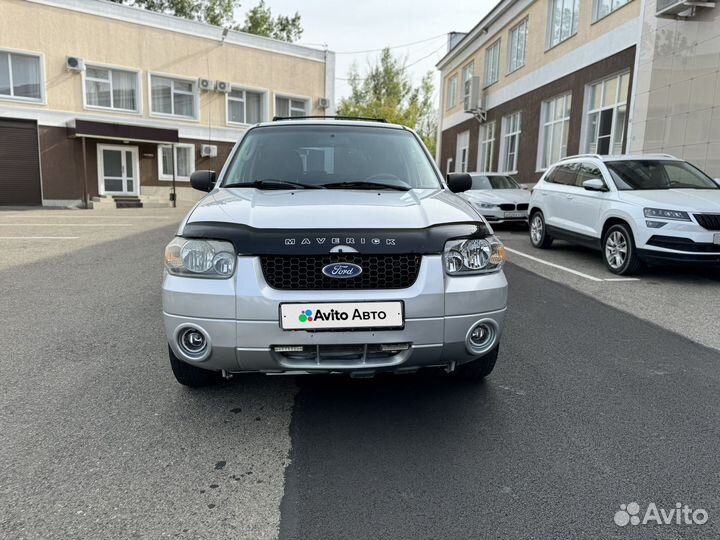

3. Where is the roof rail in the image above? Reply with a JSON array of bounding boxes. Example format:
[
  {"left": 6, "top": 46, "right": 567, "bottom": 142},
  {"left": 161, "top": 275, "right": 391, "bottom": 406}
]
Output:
[
  {"left": 560, "top": 154, "right": 603, "bottom": 160},
  {"left": 271, "top": 115, "right": 387, "bottom": 123}
]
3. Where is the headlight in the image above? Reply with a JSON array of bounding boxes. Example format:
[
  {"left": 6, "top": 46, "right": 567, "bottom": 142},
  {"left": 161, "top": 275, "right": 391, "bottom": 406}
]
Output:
[
  {"left": 443, "top": 236, "right": 506, "bottom": 275},
  {"left": 474, "top": 202, "right": 498, "bottom": 209},
  {"left": 164, "top": 237, "right": 236, "bottom": 278},
  {"left": 643, "top": 208, "right": 690, "bottom": 221}
]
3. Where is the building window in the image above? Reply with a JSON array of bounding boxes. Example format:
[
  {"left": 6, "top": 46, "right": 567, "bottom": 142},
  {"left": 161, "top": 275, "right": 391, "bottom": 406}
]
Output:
[
  {"left": 455, "top": 130, "right": 470, "bottom": 173},
  {"left": 0, "top": 50, "right": 42, "bottom": 101},
  {"left": 446, "top": 75, "right": 458, "bottom": 109},
  {"left": 539, "top": 93, "right": 572, "bottom": 170},
  {"left": 585, "top": 72, "right": 630, "bottom": 155},
  {"left": 593, "top": 0, "right": 631, "bottom": 21},
  {"left": 484, "top": 40, "right": 501, "bottom": 87},
  {"left": 228, "top": 88, "right": 264, "bottom": 124},
  {"left": 500, "top": 111, "right": 522, "bottom": 173},
  {"left": 158, "top": 144, "right": 195, "bottom": 180},
  {"left": 478, "top": 121, "right": 496, "bottom": 172},
  {"left": 275, "top": 96, "right": 308, "bottom": 117},
  {"left": 151, "top": 75, "right": 197, "bottom": 118},
  {"left": 462, "top": 62, "right": 474, "bottom": 110},
  {"left": 507, "top": 18, "right": 528, "bottom": 74},
  {"left": 548, "top": 0, "right": 580, "bottom": 49},
  {"left": 85, "top": 66, "right": 138, "bottom": 112}
]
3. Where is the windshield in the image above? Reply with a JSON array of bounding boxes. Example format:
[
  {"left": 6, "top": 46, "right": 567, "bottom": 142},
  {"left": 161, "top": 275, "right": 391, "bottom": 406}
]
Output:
[
  {"left": 469, "top": 175, "right": 521, "bottom": 190},
  {"left": 606, "top": 160, "right": 718, "bottom": 190},
  {"left": 222, "top": 125, "right": 442, "bottom": 189}
]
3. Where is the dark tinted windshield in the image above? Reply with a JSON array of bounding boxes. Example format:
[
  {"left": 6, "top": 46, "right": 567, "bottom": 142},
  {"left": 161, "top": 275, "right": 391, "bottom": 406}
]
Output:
[
  {"left": 470, "top": 175, "right": 521, "bottom": 190},
  {"left": 606, "top": 160, "right": 718, "bottom": 190},
  {"left": 222, "top": 125, "right": 442, "bottom": 189}
]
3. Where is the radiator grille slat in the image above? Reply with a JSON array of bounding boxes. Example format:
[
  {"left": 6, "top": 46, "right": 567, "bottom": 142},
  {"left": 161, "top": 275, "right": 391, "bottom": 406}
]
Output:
[{"left": 260, "top": 254, "right": 421, "bottom": 290}]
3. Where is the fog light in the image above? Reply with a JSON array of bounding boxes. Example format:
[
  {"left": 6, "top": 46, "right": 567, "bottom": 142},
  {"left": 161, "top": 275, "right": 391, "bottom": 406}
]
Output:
[
  {"left": 176, "top": 325, "right": 210, "bottom": 360},
  {"left": 465, "top": 319, "right": 498, "bottom": 355},
  {"left": 470, "top": 324, "right": 489, "bottom": 346}
]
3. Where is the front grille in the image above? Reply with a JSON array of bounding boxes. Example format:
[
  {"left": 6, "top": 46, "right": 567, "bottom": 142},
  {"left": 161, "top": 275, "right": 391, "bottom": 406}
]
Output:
[
  {"left": 695, "top": 214, "right": 720, "bottom": 231},
  {"left": 260, "top": 254, "right": 422, "bottom": 290},
  {"left": 516, "top": 203, "right": 529, "bottom": 211},
  {"left": 499, "top": 203, "right": 516, "bottom": 211}
]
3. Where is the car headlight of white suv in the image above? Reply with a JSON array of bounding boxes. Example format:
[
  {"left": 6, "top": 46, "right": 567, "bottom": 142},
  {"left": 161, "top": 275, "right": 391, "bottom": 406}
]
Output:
[
  {"left": 164, "top": 237, "right": 236, "bottom": 278},
  {"left": 443, "top": 236, "right": 506, "bottom": 275},
  {"left": 643, "top": 208, "right": 691, "bottom": 221}
]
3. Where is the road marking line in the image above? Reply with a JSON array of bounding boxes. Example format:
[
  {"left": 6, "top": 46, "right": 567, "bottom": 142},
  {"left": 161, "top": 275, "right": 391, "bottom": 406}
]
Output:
[
  {"left": 0, "top": 236, "right": 79, "bottom": 240},
  {"left": 604, "top": 277, "right": 641, "bottom": 282},
  {"left": 0, "top": 223, "right": 133, "bottom": 227},
  {"left": 505, "top": 247, "right": 604, "bottom": 281}
]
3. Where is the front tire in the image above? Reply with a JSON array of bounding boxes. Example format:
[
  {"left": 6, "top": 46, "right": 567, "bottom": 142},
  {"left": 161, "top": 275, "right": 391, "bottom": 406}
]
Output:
[
  {"left": 602, "top": 223, "right": 642, "bottom": 275},
  {"left": 454, "top": 345, "right": 499, "bottom": 382},
  {"left": 169, "top": 346, "right": 220, "bottom": 387},
  {"left": 529, "top": 211, "right": 553, "bottom": 248}
]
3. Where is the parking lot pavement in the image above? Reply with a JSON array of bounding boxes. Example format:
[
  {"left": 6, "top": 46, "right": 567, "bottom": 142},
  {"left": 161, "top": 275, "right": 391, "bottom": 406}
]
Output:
[
  {"left": 493, "top": 226, "right": 720, "bottom": 352},
  {"left": 0, "top": 207, "right": 192, "bottom": 272}
]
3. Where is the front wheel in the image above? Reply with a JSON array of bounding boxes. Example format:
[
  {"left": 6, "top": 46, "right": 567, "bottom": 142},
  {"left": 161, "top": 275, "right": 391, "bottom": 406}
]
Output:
[
  {"left": 169, "top": 346, "right": 220, "bottom": 387},
  {"left": 602, "top": 224, "right": 643, "bottom": 275},
  {"left": 454, "top": 345, "right": 499, "bottom": 382},
  {"left": 529, "top": 211, "right": 553, "bottom": 248}
]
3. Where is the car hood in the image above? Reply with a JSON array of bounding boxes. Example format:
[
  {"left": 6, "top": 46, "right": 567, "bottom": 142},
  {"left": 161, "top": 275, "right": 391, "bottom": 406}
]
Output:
[
  {"left": 461, "top": 189, "right": 531, "bottom": 205},
  {"left": 184, "top": 187, "right": 482, "bottom": 230},
  {"left": 617, "top": 189, "right": 720, "bottom": 212}
]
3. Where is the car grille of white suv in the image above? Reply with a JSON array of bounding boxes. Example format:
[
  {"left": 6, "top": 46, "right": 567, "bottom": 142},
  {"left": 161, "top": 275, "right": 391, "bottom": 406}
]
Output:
[{"left": 694, "top": 214, "right": 720, "bottom": 231}]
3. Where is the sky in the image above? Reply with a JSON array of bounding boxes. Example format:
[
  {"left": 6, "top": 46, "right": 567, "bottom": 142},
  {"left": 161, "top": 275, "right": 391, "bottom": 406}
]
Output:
[{"left": 235, "top": 0, "right": 497, "bottom": 104}]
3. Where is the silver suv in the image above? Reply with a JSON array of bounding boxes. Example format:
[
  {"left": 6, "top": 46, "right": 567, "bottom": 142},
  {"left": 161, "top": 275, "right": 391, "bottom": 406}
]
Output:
[{"left": 162, "top": 119, "right": 508, "bottom": 387}]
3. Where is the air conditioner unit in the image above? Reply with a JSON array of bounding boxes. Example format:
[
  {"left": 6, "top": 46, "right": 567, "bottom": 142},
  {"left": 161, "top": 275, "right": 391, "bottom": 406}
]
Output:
[
  {"left": 201, "top": 144, "right": 218, "bottom": 158},
  {"left": 215, "top": 80, "right": 231, "bottom": 93},
  {"left": 65, "top": 56, "right": 85, "bottom": 72},
  {"left": 199, "top": 79, "right": 214, "bottom": 91},
  {"left": 656, "top": 0, "right": 716, "bottom": 17},
  {"left": 318, "top": 97, "right": 331, "bottom": 109},
  {"left": 464, "top": 76, "right": 487, "bottom": 123}
]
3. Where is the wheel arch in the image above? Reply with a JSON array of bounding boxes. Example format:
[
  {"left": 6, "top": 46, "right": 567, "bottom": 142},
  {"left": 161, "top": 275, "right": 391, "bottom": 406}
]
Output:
[{"left": 601, "top": 215, "right": 636, "bottom": 241}]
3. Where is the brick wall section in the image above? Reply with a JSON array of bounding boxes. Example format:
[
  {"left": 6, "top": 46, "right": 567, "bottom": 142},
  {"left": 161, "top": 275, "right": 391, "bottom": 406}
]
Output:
[{"left": 441, "top": 46, "right": 636, "bottom": 184}]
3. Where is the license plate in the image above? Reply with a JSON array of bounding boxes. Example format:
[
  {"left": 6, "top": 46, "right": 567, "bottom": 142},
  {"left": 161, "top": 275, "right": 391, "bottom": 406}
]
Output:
[
  {"left": 714, "top": 233, "right": 720, "bottom": 245},
  {"left": 280, "top": 301, "right": 404, "bottom": 330},
  {"left": 505, "top": 211, "right": 526, "bottom": 218}
]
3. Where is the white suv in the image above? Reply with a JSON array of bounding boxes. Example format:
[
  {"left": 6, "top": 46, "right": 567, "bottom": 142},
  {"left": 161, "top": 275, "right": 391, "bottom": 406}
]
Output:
[{"left": 528, "top": 154, "right": 720, "bottom": 275}]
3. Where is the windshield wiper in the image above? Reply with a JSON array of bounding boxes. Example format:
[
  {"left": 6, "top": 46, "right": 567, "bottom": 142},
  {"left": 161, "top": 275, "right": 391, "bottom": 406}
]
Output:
[
  {"left": 322, "top": 180, "right": 411, "bottom": 191},
  {"left": 223, "top": 179, "right": 325, "bottom": 190}
]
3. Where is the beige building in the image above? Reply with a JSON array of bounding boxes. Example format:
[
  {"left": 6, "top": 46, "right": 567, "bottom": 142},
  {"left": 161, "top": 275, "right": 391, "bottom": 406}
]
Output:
[{"left": 0, "top": 0, "right": 335, "bottom": 206}]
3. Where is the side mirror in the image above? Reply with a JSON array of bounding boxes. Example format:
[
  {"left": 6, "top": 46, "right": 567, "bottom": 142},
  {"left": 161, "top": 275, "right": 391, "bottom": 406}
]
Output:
[
  {"left": 446, "top": 173, "right": 472, "bottom": 193},
  {"left": 583, "top": 178, "right": 607, "bottom": 192},
  {"left": 190, "top": 170, "right": 217, "bottom": 192}
]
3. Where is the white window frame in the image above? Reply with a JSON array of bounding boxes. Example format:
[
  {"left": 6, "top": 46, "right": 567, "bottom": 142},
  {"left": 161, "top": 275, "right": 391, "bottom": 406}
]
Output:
[
  {"left": 477, "top": 121, "right": 496, "bottom": 172},
  {"left": 499, "top": 111, "right": 522, "bottom": 174},
  {"left": 82, "top": 62, "right": 141, "bottom": 114},
  {"left": 149, "top": 73, "right": 199, "bottom": 120},
  {"left": 507, "top": 18, "right": 528, "bottom": 75},
  {"left": 462, "top": 62, "right": 474, "bottom": 111},
  {"left": 484, "top": 39, "right": 501, "bottom": 88},
  {"left": 0, "top": 48, "right": 45, "bottom": 104},
  {"left": 592, "top": 0, "right": 631, "bottom": 22},
  {"left": 226, "top": 85, "right": 268, "bottom": 126},
  {"left": 547, "top": 0, "right": 580, "bottom": 50},
  {"left": 446, "top": 157, "right": 454, "bottom": 174},
  {"left": 456, "top": 130, "right": 470, "bottom": 173},
  {"left": 274, "top": 93, "right": 310, "bottom": 118},
  {"left": 538, "top": 93, "right": 572, "bottom": 171},
  {"left": 581, "top": 71, "right": 630, "bottom": 155},
  {"left": 157, "top": 144, "right": 195, "bottom": 181},
  {"left": 446, "top": 75, "right": 458, "bottom": 109}
]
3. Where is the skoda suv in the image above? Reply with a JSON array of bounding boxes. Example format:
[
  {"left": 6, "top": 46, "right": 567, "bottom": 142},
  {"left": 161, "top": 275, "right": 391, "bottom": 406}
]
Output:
[
  {"left": 162, "top": 119, "right": 508, "bottom": 386},
  {"left": 528, "top": 154, "right": 720, "bottom": 274}
]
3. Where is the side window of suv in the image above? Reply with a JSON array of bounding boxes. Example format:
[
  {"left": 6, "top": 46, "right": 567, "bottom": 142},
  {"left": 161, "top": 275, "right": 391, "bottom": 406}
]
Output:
[
  {"left": 553, "top": 163, "right": 579, "bottom": 186},
  {"left": 575, "top": 162, "right": 603, "bottom": 187}
]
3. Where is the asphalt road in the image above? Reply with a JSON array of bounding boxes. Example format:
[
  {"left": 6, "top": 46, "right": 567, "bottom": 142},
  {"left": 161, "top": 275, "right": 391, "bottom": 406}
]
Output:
[{"left": 2, "top": 218, "right": 720, "bottom": 539}]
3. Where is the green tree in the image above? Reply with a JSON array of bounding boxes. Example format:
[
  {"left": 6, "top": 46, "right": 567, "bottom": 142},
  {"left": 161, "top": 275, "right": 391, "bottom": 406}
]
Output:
[
  {"left": 337, "top": 49, "right": 437, "bottom": 156},
  {"left": 239, "top": 0, "right": 303, "bottom": 42}
]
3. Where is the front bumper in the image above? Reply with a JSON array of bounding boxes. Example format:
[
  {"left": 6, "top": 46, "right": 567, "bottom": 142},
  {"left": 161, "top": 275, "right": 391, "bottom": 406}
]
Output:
[
  {"left": 162, "top": 255, "right": 508, "bottom": 374},
  {"left": 480, "top": 208, "right": 528, "bottom": 224},
  {"left": 637, "top": 226, "right": 720, "bottom": 265}
]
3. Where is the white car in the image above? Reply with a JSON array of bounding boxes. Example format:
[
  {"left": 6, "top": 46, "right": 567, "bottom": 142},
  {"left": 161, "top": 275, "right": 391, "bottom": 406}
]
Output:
[
  {"left": 528, "top": 154, "right": 720, "bottom": 275},
  {"left": 460, "top": 173, "right": 531, "bottom": 225}
]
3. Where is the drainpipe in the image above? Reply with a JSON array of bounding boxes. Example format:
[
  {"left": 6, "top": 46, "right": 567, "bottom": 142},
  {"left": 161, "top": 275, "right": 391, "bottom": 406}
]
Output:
[
  {"left": 171, "top": 143, "right": 177, "bottom": 208},
  {"left": 81, "top": 137, "right": 89, "bottom": 209}
]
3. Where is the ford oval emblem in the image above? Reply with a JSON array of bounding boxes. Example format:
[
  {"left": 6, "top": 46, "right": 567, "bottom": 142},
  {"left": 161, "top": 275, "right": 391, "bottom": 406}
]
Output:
[{"left": 322, "top": 262, "right": 363, "bottom": 279}]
